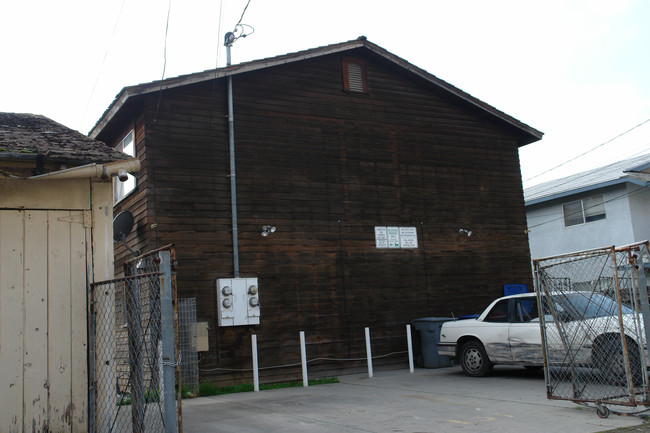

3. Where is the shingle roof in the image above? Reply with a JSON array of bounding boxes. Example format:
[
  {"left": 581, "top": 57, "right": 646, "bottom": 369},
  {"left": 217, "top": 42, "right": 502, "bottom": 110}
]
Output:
[
  {"left": 90, "top": 37, "right": 543, "bottom": 146},
  {"left": 524, "top": 153, "right": 650, "bottom": 205},
  {"left": 0, "top": 112, "right": 129, "bottom": 167}
]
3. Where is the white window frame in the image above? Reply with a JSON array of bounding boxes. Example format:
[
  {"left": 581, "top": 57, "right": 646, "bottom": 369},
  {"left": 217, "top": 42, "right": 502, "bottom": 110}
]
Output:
[
  {"left": 113, "top": 130, "right": 136, "bottom": 203},
  {"left": 563, "top": 195, "right": 606, "bottom": 227}
]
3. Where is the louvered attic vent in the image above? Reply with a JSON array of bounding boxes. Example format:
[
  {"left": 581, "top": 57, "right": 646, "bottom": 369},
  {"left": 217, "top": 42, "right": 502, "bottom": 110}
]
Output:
[{"left": 343, "top": 58, "right": 367, "bottom": 93}]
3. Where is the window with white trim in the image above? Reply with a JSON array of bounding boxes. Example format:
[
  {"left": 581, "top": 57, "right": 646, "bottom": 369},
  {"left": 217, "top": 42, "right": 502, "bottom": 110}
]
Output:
[
  {"left": 563, "top": 195, "right": 606, "bottom": 227},
  {"left": 113, "top": 130, "right": 136, "bottom": 203}
]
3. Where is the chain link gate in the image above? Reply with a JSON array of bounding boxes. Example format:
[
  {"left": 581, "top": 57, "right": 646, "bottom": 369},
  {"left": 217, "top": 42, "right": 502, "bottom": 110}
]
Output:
[
  {"left": 178, "top": 298, "right": 199, "bottom": 397},
  {"left": 90, "top": 245, "right": 182, "bottom": 432},
  {"left": 533, "top": 242, "right": 650, "bottom": 416}
]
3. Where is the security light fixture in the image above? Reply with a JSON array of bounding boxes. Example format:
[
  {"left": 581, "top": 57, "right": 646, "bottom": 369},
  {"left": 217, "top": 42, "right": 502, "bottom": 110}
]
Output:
[{"left": 261, "top": 225, "right": 276, "bottom": 237}]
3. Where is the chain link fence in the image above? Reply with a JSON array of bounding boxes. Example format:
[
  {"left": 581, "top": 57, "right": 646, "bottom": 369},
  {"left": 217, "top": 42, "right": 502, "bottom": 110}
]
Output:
[
  {"left": 90, "top": 246, "right": 181, "bottom": 433},
  {"left": 178, "top": 298, "right": 199, "bottom": 397},
  {"left": 533, "top": 242, "right": 650, "bottom": 412}
]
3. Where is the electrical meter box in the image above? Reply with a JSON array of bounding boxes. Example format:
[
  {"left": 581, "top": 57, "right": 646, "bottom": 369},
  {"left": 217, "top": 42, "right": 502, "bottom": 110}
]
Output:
[{"left": 216, "top": 278, "right": 260, "bottom": 326}]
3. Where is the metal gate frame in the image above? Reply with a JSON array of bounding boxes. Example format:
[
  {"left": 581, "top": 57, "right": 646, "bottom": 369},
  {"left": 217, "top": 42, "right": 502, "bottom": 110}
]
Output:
[
  {"left": 534, "top": 241, "right": 650, "bottom": 415},
  {"left": 89, "top": 245, "right": 181, "bottom": 432}
]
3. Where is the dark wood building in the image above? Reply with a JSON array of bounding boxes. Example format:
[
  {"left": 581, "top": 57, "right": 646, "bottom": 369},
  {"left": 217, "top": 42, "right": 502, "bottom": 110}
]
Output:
[{"left": 90, "top": 37, "right": 543, "bottom": 385}]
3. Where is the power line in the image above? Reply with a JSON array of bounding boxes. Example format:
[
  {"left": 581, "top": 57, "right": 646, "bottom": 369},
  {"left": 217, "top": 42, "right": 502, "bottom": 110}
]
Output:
[
  {"left": 228, "top": 0, "right": 255, "bottom": 44},
  {"left": 160, "top": 0, "right": 172, "bottom": 83},
  {"left": 524, "top": 117, "right": 650, "bottom": 183},
  {"left": 151, "top": 0, "right": 173, "bottom": 249},
  {"left": 215, "top": 0, "right": 224, "bottom": 69},
  {"left": 524, "top": 147, "right": 650, "bottom": 201},
  {"left": 234, "top": 0, "right": 251, "bottom": 29},
  {"left": 81, "top": 0, "right": 127, "bottom": 131}
]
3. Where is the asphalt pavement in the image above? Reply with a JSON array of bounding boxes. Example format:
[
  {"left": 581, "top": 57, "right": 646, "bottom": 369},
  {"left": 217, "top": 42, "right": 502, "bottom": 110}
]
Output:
[{"left": 182, "top": 365, "right": 650, "bottom": 433}]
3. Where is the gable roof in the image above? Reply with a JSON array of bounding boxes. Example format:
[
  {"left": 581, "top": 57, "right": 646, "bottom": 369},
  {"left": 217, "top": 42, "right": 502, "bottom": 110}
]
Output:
[
  {"left": 524, "top": 153, "right": 650, "bottom": 206},
  {"left": 1, "top": 112, "right": 130, "bottom": 172},
  {"left": 90, "top": 37, "right": 543, "bottom": 145}
]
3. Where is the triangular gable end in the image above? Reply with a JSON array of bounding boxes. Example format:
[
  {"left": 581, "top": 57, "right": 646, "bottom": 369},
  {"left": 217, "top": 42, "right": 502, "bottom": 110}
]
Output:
[{"left": 90, "top": 37, "right": 543, "bottom": 146}]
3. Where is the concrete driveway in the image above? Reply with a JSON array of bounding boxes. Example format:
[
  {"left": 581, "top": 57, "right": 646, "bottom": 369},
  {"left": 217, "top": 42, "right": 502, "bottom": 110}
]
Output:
[{"left": 182, "top": 365, "right": 648, "bottom": 433}]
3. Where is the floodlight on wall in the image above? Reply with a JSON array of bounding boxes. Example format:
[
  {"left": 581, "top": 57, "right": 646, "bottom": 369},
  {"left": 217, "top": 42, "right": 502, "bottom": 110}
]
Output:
[
  {"left": 117, "top": 168, "right": 129, "bottom": 182},
  {"left": 261, "top": 225, "right": 276, "bottom": 237},
  {"left": 459, "top": 228, "right": 472, "bottom": 237}
]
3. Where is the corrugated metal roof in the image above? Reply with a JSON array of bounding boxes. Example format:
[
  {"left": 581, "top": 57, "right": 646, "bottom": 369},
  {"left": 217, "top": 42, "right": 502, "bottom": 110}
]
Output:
[
  {"left": 0, "top": 112, "right": 130, "bottom": 168},
  {"left": 90, "top": 36, "right": 543, "bottom": 145},
  {"left": 524, "top": 153, "right": 650, "bottom": 205}
]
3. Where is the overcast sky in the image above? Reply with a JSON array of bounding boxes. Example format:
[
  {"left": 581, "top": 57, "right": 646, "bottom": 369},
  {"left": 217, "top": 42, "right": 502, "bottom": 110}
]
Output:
[{"left": 2, "top": 0, "right": 649, "bottom": 187}]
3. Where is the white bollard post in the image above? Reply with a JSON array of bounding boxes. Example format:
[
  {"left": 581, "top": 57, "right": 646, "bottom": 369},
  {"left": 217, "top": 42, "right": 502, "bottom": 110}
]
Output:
[
  {"left": 252, "top": 334, "right": 259, "bottom": 392},
  {"left": 365, "top": 327, "right": 373, "bottom": 378},
  {"left": 406, "top": 324, "right": 414, "bottom": 373},
  {"left": 300, "top": 331, "right": 308, "bottom": 387}
]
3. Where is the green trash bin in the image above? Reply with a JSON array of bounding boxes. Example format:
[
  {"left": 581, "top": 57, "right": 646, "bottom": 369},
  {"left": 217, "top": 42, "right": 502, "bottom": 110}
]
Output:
[{"left": 411, "top": 317, "right": 455, "bottom": 368}]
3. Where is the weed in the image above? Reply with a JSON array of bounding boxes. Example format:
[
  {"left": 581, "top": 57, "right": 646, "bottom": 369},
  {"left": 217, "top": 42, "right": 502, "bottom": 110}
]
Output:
[{"left": 193, "top": 377, "right": 339, "bottom": 398}]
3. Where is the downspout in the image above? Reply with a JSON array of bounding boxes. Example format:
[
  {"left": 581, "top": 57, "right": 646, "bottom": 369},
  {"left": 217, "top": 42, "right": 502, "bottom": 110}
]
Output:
[{"left": 225, "top": 32, "right": 240, "bottom": 277}]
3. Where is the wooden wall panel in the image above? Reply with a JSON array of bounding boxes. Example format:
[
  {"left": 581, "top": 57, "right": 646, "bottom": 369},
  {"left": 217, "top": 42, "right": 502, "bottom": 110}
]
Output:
[
  {"left": 0, "top": 209, "right": 90, "bottom": 432},
  {"left": 70, "top": 214, "right": 89, "bottom": 433},
  {"left": 23, "top": 211, "right": 49, "bottom": 431},
  {"left": 106, "top": 50, "right": 533, "bottom": 385},
  {"left": 0, "top": 210, "right": 25, "bottom": 432},
  {"left": 47, "top": 212, "right": 73, "bottom": 432}
]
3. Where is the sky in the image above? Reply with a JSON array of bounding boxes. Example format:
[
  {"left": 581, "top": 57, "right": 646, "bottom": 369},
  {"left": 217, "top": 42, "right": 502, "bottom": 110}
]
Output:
[{"left": 1, "top": 0, "right": 649, "bottom": 187}]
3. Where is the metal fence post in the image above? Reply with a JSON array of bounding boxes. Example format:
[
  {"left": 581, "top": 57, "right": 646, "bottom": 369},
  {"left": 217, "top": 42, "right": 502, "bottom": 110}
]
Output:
[
  {"left": 635, "top": 248, "right": 650, "bottom": 369},
  {"left": 159, "top": 251, "right": 178, "bottom": 433},
  {"left": 88, "top": 286, "right": 97, "bottom": 433}
]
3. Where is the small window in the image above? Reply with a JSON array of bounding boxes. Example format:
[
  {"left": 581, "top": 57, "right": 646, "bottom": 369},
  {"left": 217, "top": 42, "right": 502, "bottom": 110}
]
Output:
[
  {"left": 563, "top": 195, "right": 606, "bottom": 227},
  {"left": 563, "top": 201, "right": 584, "bottom": 226},
  {"left": 113, "top": 130, "right": 136, "bottom": 203},
  {"left": 342, "top": 57, "right": 368, "bottom": 92},
  {"left": 583, "top": 196, "right": 606, "bottom": 222}
]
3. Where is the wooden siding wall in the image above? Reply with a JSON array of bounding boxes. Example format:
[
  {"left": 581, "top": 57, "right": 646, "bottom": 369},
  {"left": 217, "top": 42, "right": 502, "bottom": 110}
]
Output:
[{"left": 112, "top": 49, "right": 533, "bottom": 385}]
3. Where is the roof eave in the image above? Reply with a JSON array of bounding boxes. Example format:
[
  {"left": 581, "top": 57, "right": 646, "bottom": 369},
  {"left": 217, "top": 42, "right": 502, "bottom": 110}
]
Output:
[
  {"left": 525, "top": 176, "right": 647, "bottom": 206},
  {"left": 89, "top": 39, "right": 369, "bottom": 138},
  {"left": 624, "top": 171, "right": 650, "bottom": 183},
  {"left": 0, "top": 152, "right": 125, "bottom": 165},
  {"left": 360, "top": 42, "right": 543, "bottom": 145}
]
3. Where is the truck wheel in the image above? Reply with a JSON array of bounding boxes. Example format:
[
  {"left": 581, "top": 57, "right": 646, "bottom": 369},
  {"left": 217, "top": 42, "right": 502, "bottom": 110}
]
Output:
[{"left": 460, "top": 340, "right": 493, "bottom": 377}]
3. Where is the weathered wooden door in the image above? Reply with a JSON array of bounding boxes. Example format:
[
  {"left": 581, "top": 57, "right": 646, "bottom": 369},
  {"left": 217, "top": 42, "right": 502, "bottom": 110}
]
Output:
[{"left": 0, "top": 209, "right": 90, "bottom": 433}]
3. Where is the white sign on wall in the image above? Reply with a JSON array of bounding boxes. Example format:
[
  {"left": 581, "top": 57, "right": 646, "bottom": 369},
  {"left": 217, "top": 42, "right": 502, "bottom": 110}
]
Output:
[
  {"left": 374, "top": 226, "right": 418, "bottom": 249},
  {"left": 374, "top": 226, "right": 388, "bottom": 248},
  {"left": 399, "top": 227, "right": 418, "bottom": 248},
  {"left": 387, "top": 227, "right": 401, "bottom": 248}
]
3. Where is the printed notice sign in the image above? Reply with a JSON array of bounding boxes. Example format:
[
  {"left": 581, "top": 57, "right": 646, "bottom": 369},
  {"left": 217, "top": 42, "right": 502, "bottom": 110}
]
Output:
[
  {"left": 374, "top": 226, "right": 388, "bottom": 248},
  {"left": 399, "top": 227, "right": 418, "bottom": 248},
  {"left": 387, "top": 227, "right": 401, "bottom": 248},
  {"left": 374, "top": 226, "right": 418, "bottom": 249}
]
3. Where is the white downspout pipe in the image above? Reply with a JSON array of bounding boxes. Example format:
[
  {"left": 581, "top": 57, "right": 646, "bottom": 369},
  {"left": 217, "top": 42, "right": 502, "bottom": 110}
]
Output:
[{"left": 27, "top": 158, "right": 141, "bottom": 180}]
